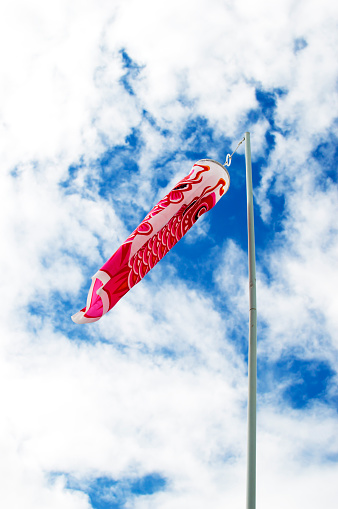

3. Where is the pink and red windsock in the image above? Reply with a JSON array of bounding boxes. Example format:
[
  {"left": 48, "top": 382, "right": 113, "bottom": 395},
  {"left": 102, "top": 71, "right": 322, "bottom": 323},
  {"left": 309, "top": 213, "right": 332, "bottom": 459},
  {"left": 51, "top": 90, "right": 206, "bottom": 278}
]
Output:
[{"left": 72, "top": 159, "right": 230, "bottom": 324}]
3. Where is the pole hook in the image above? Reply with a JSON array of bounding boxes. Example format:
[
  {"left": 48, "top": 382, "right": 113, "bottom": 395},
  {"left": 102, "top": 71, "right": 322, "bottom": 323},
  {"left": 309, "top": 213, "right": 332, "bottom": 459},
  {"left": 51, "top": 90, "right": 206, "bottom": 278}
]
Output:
[{"left": 224, "top": 136, "right": 246, "bottom": 167}]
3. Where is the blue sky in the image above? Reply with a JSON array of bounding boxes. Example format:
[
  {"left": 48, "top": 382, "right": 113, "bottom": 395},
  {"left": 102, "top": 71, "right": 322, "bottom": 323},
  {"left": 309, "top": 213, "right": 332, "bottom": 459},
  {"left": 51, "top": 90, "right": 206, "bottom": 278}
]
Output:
[{"left": 1, "top": 0, "right": 338, "bottom": 508}]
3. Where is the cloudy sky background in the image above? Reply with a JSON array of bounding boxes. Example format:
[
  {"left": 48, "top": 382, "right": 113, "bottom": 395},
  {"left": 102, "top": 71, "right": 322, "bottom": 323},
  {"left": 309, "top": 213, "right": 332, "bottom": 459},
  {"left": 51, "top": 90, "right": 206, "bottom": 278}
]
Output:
[{"left": 1, "top": 0, "right": 338, "bottom": 507}]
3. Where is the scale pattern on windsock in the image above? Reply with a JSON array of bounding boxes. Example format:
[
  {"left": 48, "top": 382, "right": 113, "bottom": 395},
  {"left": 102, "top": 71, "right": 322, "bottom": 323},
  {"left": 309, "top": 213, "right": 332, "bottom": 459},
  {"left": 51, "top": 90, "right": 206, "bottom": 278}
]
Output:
[{"left": 72, "top": 159, "right": 230, "bottom": 324}]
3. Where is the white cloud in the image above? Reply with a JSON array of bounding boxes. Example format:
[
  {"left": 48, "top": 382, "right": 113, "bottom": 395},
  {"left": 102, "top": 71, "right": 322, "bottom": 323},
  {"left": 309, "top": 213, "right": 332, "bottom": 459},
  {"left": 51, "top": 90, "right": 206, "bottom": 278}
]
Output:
[
  {"left": 254, "top": 176, "right": 338, "bottom": 363},
  {"left": 0, "top": 313, "right": 247, "bottom": 507}
]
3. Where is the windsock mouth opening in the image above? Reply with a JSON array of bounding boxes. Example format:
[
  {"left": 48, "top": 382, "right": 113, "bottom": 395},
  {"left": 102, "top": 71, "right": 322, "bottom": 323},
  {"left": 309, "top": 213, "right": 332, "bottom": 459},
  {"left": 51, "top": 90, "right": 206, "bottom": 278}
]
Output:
[{"left": 196, "top": 159, "right": 230, "bottom": 186}]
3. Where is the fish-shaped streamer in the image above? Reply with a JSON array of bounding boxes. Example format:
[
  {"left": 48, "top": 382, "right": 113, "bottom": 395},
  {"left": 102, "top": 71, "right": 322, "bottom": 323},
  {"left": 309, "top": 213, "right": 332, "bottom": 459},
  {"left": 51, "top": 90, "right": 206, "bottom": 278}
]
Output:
[{"left": 72, "top": 159, "right": 230, "bottom": 324}]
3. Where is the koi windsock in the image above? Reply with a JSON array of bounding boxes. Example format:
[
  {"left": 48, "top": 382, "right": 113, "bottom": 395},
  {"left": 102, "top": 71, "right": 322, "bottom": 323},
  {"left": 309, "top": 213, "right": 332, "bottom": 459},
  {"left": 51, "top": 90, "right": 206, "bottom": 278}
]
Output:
[{"left": 72, "top": 159, "right": 230, "bottom": 324}]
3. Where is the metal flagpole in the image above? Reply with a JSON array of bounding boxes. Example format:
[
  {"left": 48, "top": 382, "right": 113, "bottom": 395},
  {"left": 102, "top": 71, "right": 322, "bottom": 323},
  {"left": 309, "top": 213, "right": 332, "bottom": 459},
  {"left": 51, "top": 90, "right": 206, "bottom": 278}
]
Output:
[{"left": 245, "top": 132, "right": 257, "bottom": 509}]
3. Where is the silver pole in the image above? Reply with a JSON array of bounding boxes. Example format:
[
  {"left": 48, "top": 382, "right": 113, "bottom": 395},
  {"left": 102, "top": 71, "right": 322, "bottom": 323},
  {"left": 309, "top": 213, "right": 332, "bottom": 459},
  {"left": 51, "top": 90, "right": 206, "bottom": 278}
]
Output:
[{"left": 245, "top": 132, "right": 257, "bottom": 509}]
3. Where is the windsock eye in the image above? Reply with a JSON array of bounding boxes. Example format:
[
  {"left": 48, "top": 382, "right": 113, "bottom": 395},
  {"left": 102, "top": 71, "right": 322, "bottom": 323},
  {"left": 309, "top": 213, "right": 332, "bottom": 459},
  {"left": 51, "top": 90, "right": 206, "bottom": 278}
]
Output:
[{"left": 174, "top": 183, "right": 189, "bottom": 190}]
